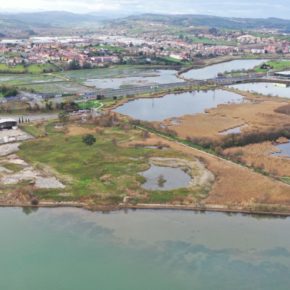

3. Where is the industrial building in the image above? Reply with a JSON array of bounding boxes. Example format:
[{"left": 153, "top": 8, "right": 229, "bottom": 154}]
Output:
[{"left": 0, "top": 118, "right": 17, "bottom": 130}]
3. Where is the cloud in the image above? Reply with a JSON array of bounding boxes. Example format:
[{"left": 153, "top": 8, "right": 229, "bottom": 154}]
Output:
[{"left": 1, "top": 0, "right": 290, "bottom": 19}]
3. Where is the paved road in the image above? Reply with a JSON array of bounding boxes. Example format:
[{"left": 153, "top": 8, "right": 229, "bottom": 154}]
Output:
[{"left": 0, "top": 113, "right": 58, "bottom": 122}]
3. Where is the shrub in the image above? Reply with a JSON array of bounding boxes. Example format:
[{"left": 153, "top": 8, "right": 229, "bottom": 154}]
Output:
[{"left": 82, "top": 134, "right": 96, "bottom": 146}]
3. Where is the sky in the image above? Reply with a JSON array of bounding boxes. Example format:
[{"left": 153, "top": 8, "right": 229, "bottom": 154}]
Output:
[{"left": 1, "top": 0, "right": 290, "bottom": 19}]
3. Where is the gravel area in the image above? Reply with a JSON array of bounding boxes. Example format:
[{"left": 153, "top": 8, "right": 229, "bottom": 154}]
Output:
[
  {"left": 35, "top": 177, "right": 65, "bottom": 189},
  {"left": 0, "top": 143, "right": 20, "bottom": 156}
]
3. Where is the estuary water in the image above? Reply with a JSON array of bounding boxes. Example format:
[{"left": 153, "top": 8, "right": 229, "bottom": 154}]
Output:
[
  {"left": 229, "top": 82, "right": 290, "bottom": 99},
  {"left": 81, "top": 69, "right": 183, "bottom": 89},
  {"left": 182, "top": 59, "right": 267, "bottom": 80},
  {"left": 114, "top": 89, "right": 244, "bottom": 121},
  {"left": 1, "top": 208, "right": 290, "bottom": 290}
]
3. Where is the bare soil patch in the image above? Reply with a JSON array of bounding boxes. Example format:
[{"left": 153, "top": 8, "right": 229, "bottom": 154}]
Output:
[{"left": 66, "top": 125, "right": 96, "bottom": 136}]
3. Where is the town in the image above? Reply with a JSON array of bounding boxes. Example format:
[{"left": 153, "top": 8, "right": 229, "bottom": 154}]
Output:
[{"left": 1, "top": 24, "right": 290, "bottom": 71}]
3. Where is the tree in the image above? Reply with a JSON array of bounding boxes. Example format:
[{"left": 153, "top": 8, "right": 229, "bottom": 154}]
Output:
[
  {"left": 209, "top": 27, "right": 219, "bottom": 35},
  {"left": 68, "top": 59, "right": 80, "bottom": 70},
  {"left": 82, "top": 134, "right": 96, "bottom": 146},
  {"left": 157, "top": 175, "right": 166, "bottom": 188},
  {"left": 83, "top": 62, "right": 92, "bottom": 69},
  {"left": 58, "top": 111, "right": 69, "bottom": 123}
]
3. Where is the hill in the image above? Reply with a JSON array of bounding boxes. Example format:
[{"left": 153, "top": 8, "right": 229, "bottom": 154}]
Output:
[{"left": 124, "top": 14, "right": 290, "bottom": 32}]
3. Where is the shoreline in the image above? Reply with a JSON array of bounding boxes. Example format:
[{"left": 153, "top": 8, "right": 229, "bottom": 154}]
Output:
[{"left": 1, "top": 201, "right": 290, "bottom": 218}]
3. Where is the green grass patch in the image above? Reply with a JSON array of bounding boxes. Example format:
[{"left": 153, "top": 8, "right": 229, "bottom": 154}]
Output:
[
  {"left": 77, "top": 100, "right": 101, "bottom": 110},
  {"left": 20, "top": 124, "right": 46, "bottom": 137},
  {"left": 281, "top": 176, "right": 290, "bottom": 185},
  {"left": 16, "top": 121, "right": 211, "bottom": 205},
  {"left": 17, "top": 124, "right": 185, "bottom": 202},
  {"left": 1, "top": 163, "right": 23, "bottom": 173},
  {"left": 0, "top": 63, "right": 59, "bottom": 74},
  {"left": 255, "top": 60, "right": 290, "bottom": 73}
]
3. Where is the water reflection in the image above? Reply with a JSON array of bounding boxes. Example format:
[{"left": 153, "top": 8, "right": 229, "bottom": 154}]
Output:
[
  {"left": 114, "top": 89, "right": 244, "bottom": 121},
  {"left": 273, "top": 141, "right": 290, "bottom": 157},
  {"left": 140, "top": 164, "right": 191, "bottom": 190},
  {"left": 0, "top": 208, "right": 290, "bottom": 290},
  {"left": 229, "top": 82, "right": 290, "bottom": 99},
  {"left": 84, "top": 69, "right": 183, "bottom": 89},
  {"left": 182, "top": 59, "right": 267, "bottom": 80}
]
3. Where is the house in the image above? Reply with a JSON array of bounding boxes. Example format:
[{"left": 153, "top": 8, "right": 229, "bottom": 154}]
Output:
[{"left": 0, "top": 118, "right": 17, "bottom": 130}]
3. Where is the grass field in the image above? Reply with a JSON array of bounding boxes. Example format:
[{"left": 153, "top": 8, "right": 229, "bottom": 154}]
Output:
[
  {"left": 18, "top": 81, "right": 91, "bottom": 94},
  {"left": 189, "top": 36, "right": 237, "bottom": 46},
  {"left": 77, "top": 100, "right": 102, "bottom": 110},
  {"left": 0, "top": 63, "right": 59, "bottom": 74},
  {"left": 255, "top": 60, "right": 290, "bottom": 72},
  {"left": 18, "top": 122, "right": 204, "bottom": 204}
]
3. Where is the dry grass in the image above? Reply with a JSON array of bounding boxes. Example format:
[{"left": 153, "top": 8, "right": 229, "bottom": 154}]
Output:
[
  {"left": 224, "top": 142, "right": 290, "bottom": 178},
  {"left": 174, "top": 142, "right": 290, "bottom": 205},
  {"left": 164, "top": 100, "right": 290, "bottom": 140},
  {"left": 138, "top": 134, "right": 290, "bottom": 206},
  {"left": 66, "top": 125, "right": 96, "bottom": 136}
]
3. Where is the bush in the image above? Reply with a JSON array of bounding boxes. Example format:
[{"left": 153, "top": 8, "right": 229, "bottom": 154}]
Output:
[
  {"left": 82, "top": 134, "right": 96, "bottom": 146},
  {"left": 31, "top": 198, "right": 39, "bottom": 206}
]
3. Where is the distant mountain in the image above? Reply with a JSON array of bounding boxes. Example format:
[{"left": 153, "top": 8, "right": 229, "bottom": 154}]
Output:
[
  {"left": 0, "top": 11, "right": 102, "bottom": 27},
  {"left": 2, "top": 11, "right": 290, "bottom": 39},
  {"left": 0, "top": 11, "right": 110, "bottom": 38},
  {"left": 123, "top": 14, "right": 290, "bottom": 31}
]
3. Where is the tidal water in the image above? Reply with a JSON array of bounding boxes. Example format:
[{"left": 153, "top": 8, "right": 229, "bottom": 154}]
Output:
[
  {"left": 230, "top": 82, "right": 290, "bottom": 99},
  {"left": 84, "top": 69, "right": 183, "bottom": 89},
  {"left": 1, "top": 208, "right": 290, "bottom": 290},
  {"left": 114, "top": 89, "right": 244, "bottom": 121},
  {"left": 182, "top": 59, "right": 267, "bottom": 80}
]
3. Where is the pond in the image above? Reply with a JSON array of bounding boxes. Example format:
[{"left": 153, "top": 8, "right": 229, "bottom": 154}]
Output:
[
  {"left": 62, "top": 67, "right": 183, "bottom": 89},
  {"left": 1, "top": 208, "right": 290, "bottom": 290},
  {"left": 84, "top": 69, "right": 183, "bottom": 89},
  {"left": 140, "top": 164, "right": 191, "bottom": 191},
  {"left": 219, "top": 125, "right": 247, "bottom": 135},
  {"left": 229, "top": 82, "right": 290, "bottom": 99},
  {"left": 182, "top": 59, "right": 267, "bottom": 80},
  {"left": 114, "top": 89, "right": 245, "bottom": 121},
  {"left": 273, "top": 141, "right": 290, "bottom": 157}
]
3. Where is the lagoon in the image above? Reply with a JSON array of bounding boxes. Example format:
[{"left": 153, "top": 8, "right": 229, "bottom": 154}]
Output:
[
  {"left": 1, "top": 208, "right": 290, "bottom": 290},
  {"left": 230, "top": 82, "right": 290, "bottom": 99},
  {"left": 84, "top": 69, "right": 183, "bottom": 89},
  {"left": 114, "top": 89, "right": 244, "bottom": 121},
  {"left": 182, "top": 59, "right": 267, "bottom": 80}
]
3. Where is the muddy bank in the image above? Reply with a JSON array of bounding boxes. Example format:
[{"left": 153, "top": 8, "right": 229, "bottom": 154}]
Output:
[{"left": 2, "top": 201, "right": 290, "bottom": 218}]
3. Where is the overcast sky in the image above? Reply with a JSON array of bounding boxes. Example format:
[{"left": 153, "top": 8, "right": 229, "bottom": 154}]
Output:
[{"left": 1, "top": 0, "right": 290, "bottom": 19}]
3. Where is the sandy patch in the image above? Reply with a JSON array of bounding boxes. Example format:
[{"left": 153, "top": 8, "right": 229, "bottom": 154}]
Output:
[{"left": 35, "top": 177, "right": 65, "bottom": 189}]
